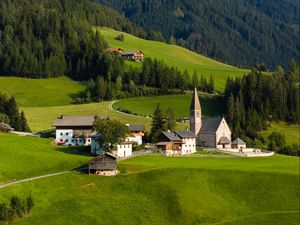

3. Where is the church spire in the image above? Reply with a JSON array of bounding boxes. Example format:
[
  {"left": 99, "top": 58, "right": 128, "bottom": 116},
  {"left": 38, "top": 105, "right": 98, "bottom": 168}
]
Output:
[{"left": 190, "top": 87, "right": 202, "bottom": 135}]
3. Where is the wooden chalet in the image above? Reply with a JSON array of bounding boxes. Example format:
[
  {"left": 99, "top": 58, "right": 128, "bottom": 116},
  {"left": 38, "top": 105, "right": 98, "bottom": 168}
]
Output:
[
  {"left": 106, "top": 48, "right": 124, "bottom": 55},
  {"left": 120, "top": 50, "right": 144, "bottom": 62},
  {"left": 156, "top": 131, "right": 182, "bottom": 156},
  {"left": 89, "top": 152, "right": 118, "bottom": 176}
]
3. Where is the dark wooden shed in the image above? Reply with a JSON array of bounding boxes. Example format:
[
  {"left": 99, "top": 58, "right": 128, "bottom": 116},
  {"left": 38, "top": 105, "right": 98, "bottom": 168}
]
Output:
[{"left": 88, "top": 152, "right": 117, "bottom": 175}]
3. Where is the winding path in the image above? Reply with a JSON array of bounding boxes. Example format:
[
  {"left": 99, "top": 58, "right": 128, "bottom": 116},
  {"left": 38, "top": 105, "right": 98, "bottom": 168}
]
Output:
[
  {"left": 0, "top": 171, "right": 70, "bottom": 189},
  {"left": 108, "top": 100, "right": 149, "bottom": 118}
]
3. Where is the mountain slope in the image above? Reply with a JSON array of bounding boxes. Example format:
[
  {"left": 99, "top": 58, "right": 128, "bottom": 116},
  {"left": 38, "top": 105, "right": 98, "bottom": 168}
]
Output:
[
  {"left": 100, "top": 28, "right": 249, "bottom": 90},
  {"left": 98, "top": 0, "right": 299, "bottom": 69}
]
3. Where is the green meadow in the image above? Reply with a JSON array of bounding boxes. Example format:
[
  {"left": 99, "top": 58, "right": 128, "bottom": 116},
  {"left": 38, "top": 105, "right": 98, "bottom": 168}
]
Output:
[
  {"left": 259, "top": 122, "right": 300, "bottom": 146},
  {"left": 21, "top": 102, "right": 153, "bottom": 132},
  {"left": 99, "top": 27, "right": 250, "bottom": 91},
  {"left": 113, "top": 94, "right": 224, "bottom": 119},
  {"left": 0, "top": 133, "right": 91, "bottom": 183},
  {"left": 0, "top": 153, "right": 298, "bottom": 225},
  {"left": 0, "top": 76, "right": 85, "bottom": 107}
]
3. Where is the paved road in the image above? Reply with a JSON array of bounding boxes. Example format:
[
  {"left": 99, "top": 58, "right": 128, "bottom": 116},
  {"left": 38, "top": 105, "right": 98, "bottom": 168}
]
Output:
[
  {"left": 0, "top": 171, "right": 70, "bottom": 189},
  {"left": 108, "top": 100, "right": 149, "bottom": 118}
]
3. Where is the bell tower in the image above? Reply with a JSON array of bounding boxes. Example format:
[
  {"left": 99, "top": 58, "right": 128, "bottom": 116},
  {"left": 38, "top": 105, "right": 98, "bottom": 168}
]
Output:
[{"left": 190, "top": 87, "right": 202, "bottom": 135}]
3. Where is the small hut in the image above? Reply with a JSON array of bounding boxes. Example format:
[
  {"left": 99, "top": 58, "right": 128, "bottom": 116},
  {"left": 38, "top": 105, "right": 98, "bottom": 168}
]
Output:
[
  {"left": 89, "top": 152, "right": 118, "bottom": 176},
  {"left": 231, "top": 138, "right": 246, "bottom": 150},
  {"left": 217, "top": 136, "right": 231, "bottom": 149}
]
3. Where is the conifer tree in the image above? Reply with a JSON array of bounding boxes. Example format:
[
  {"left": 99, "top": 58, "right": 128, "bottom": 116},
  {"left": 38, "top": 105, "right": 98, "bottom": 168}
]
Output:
[
  {"left": 165, "top": 107, "right": 176, "bottom": 130},
  {"left": 150, "top": 103, "right": 166, "bottom": 142}
]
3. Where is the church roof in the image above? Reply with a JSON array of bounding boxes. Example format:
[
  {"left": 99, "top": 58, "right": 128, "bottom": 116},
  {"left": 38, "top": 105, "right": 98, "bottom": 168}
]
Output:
[
  {"left": 232, "top": 138, "right": 246, "bottom": 145},
  {"left": 218, "top": 136, "right": 231, "bottom": 144},
  {"left": 199, "top": 117, "right": 223, "bottom": 133},
  {"left": 190, "top": 87, "right": 201, "bottom": 111}
]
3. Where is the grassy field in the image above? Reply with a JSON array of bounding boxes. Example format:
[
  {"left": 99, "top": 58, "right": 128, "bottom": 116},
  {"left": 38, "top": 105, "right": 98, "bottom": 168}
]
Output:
[
  {"left": 99, "top": 27, "right": 250, "bottom": 91},
  {"left": 259, "top": 122, "right": 300, "bottom": 146},
  {"left": 0, "top": 154, "right": 298, "bottom": 225},
  {"left": 0, "top": 76, "right": 85, "bottom": 107},
  {"left": 113, "top": 94, "right": 224, "bottom": 119},
  {"left": 0, "top": 133, "right": 91, "bottom": 183},
  {"left": 21, "top": 101, "right": 154, "bottom": 133}
]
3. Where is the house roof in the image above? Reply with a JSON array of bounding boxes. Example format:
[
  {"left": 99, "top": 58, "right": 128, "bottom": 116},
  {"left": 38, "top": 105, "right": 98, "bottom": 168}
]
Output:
[
  {"left": 190, "top": 87, "right": 201, "bottom": 111},
  {"left": 175, "top": 131, "right": 196, "bottom": 138},
  {"left": 232, "top": 138, "right": 246, "bottom": 145},
  {"left": 156, "top": 142, "right": 170, "bottom": 146},
  {"left": 218, "top": 136, "right": 231, "bottom": 145},
  {"left": 53, "top": 116, "right": 95, "bottom": 127},
  {"left": 162, "top": 131, "right": 182, "bottom": 142},
  {"left": 89, "top": 152, "right": 117, "bottom": 162},
  {"left": 128, "top": 125, "right": 145, "bottom": 132},
  {"left": 121, "top": 50, "right": 144, "bottom": 56},
  {"left": 199, "top": 117, "right": 223, "bottom": 133}
]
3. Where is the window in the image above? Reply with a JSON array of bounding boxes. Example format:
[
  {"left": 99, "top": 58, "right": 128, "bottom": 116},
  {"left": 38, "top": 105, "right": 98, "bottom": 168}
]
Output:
[
  {"left": 60, "top": 133, "right": 63, "bottom": 136},
  {"left": 66, "top": 133, "right": 69, "bottom": 136},
  {"left": 60, "top": 139, "right": 63, "bottom": 142},
  {"left": 66, "top": 139, "right": 69, "bottom": 143}
]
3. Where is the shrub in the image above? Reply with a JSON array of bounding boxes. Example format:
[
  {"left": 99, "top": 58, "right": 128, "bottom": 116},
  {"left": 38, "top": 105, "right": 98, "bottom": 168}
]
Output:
[{"left": 115, "top": 34, "right": 125, "bottom": 41}]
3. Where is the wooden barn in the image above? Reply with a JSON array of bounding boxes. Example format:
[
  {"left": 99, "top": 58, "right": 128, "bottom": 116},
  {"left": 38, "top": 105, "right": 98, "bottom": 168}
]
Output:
[{"left": 88, "top": 152, "right": 118, "bottom": 176}]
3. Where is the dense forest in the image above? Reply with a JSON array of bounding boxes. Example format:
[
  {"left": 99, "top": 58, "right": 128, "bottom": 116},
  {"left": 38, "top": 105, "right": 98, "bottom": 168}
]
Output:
[
  {"left": 98, "top": 0, "right": 299, "bottom": 69},
  {"left": 0, "top": 93, "right": 30, "bottom": 132},
  {"left": 224, "top": 60, "right": 299, "bottom": 153},
  {"left": 0, "top": 0, "right": 145, "bottom": 79},
  {"left": 83, "top": 57, "right": 215, "bottom": 102}
]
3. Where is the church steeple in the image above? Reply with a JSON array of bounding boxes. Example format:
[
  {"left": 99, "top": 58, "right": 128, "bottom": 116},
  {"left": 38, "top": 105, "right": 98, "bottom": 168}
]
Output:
[{"left": 190, "top": 87, "right": 202, "bottom": 135}]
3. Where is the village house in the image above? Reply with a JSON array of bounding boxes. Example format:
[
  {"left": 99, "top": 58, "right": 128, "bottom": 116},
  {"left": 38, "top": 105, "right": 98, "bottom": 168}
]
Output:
[
  {"left": 53, "top": 115, "right": 96, "bottom": 146},
  {"left": 190, "top": 88, "right": 232, "bottom": 149},
  {"left": 126, "top": 124, "right": 145, "bottom": 145},
  {"left": 120, "top": 50, "right": 144, "bottom": 62},
  {"left": 106, "top": 48, "right": 124, "bottom": 55},
  {"left": 116, "top": 141, "right": 133, "bottom": 158},
  {"left": 88, "top": 152, "right": 118, "bottom": 176},
  {"left": 156, "top": 130, "right": 196, "bottom": 156},
  {"left": 231, "top": 138, "right": 247, "bottom": 150}
]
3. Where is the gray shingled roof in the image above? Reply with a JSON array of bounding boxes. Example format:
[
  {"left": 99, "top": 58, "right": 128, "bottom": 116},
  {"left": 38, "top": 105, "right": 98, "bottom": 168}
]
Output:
[
  {"left": 199, "top": 117, "right": 223, "bottom": 133},
  {"left": 232, "top": 138, "right": 246, "bottom": 145},
  {"left": 162, "top": 131, "right": 182, "bottom": 142},
  {"left": 120, "top": 50, "right": 144, "bottom": 56},
  {"left": 190, "top": 87, "right": 201, "bottom": 111},
  {"left": 218, "top": 136, "right": 231, "bottom": 144},
  {"left": 128, "top": 125, "right": 145, "bottom": 132},
  {"left": 53, "top": 116, "right": 95, "bottom": 127},
  {"left": 175, "top": 131, "right": 196, "bottom": 138}
]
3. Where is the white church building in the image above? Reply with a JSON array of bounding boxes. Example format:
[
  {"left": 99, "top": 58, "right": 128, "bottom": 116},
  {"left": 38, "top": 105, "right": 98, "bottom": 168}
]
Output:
[{"left": 190, "top": 88, "right": 232, "bottom": 149}]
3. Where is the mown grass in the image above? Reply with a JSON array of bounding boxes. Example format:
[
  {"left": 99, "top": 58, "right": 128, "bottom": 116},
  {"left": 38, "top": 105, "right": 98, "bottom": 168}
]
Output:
[
  {"left": 21, "top": 102, "right": 154, "bottom": 133},
  {"left": 0, "top": 155, "right": 298, "bottom": 225},
  {"left": 259, "top": 122, "right": 299, "bottom": 146},
  {"left": 113, "top": 94, "right": 224, "bottom": 119},
  {"left": 0, "top": 133, "right": 92, "bottom": 183},
  {"left": 0, "top": 76, "right": 85, "bottom": 107},
  {"left": 99, "top": 27, "right": 250, "bottom": 91}
]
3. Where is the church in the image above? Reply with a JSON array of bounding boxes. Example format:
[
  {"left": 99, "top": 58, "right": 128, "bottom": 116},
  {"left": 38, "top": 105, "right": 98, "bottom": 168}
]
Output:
[{"left": 190, "top": 88, "right": 232, "bottom": 149}]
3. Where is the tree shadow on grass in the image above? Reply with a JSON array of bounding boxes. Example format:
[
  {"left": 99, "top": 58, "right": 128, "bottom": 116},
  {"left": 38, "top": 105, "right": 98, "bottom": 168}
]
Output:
[{"left": 54, "top": 145, "right": 94, "bottom": 157}]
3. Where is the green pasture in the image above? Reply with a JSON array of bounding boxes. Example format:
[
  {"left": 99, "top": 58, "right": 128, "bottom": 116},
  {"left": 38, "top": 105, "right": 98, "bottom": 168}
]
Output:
[
  {"left": 0, "top": 154, "right": 298, "bottom": 225},
  {"left": 99, "top": 27, "right": 250, "bottom": 91},
  {"left": 113, "top": 94, "right": 224, "bottom": 119},
  {"left": 0, "top": 133, "right": 91, "bottom": 183},
  {"left": 0, "top": 76, "right": 85, "bottom": 107}
]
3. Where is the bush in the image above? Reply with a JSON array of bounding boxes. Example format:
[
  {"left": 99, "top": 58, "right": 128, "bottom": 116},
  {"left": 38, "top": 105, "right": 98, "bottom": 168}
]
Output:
[{"left": 115, "top": 34, "right": 125, "bottom": 41}]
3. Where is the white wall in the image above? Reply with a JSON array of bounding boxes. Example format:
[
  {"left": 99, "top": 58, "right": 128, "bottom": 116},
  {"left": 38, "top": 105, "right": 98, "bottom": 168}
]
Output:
[
  {"left": 216, "top": 118, "right": 232, "bottom": 149},
  {"left": 56, "top": 129, "right": 74, "bottom": 146},
  {"left": 117, "top": 144, "right": 132, "bottom": 157},
  {"left": 126, "top": 135, "right": 143, "bottom": 145},
  {"left": 181, "top": 138, "right": 196, "bottom": 154}
]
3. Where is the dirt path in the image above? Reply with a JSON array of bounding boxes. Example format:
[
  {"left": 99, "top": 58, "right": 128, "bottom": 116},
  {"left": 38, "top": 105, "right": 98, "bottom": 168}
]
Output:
[{"left": 0, "top": 171, "right": 70, "bottom": 189}]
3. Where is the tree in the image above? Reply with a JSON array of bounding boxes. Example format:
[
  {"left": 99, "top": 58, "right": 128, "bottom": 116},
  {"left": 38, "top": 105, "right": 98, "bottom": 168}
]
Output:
[
  {"left": 165, "top": 107, "right": 176, "bottom": 130},
  {"left": 268, "top": 132, "right": 286, "bottom": 152},
  {"left": 93, "top": 117, "right": 129, "bottom": 152},
  {"left": 150, "top": 103, "right": 166, "bottom": 142},
  {"left": 209, "top": 75, "right": 215, "bottom": 93},
  {"left": 115, "top": 34, "right": 125, "bottom": 41},
  {"left": 192, "top": 70, "right": 199, "bottom": 89},
  {"left": 19, "top": 111, "right": 31, "bottom": 132}
]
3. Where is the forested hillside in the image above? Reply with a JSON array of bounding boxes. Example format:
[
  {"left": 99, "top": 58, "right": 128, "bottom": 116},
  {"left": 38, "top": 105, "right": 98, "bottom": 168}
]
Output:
[
  {"left": 0, "top": 0, "right": 144, "bottom": 79},
  {"left": 98, "top": 0, "right": 299, "bottom": 69}
]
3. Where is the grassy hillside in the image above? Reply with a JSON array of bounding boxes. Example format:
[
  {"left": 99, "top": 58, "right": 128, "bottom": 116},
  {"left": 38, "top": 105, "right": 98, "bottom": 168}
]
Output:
[
  {"left": 99, "top": 27, "right": 250, "bottom": 91},
  {"left": 0, "top": 155, "right": 298, "bottom": 225},
  {"left": 259, "top": 122, "right": 300, "bottom": 146},
  {"left": 21, "top": 102, "right": 154, "bottom": 132},
  {"left": 113, "top": 94, "right": 224, "bottom": 119},
  {"left": 0, "top": 133, "right": 91, "bottom": 183},
  {"left": 0, "top": 76, "right": 85, "bottom": 107}
]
